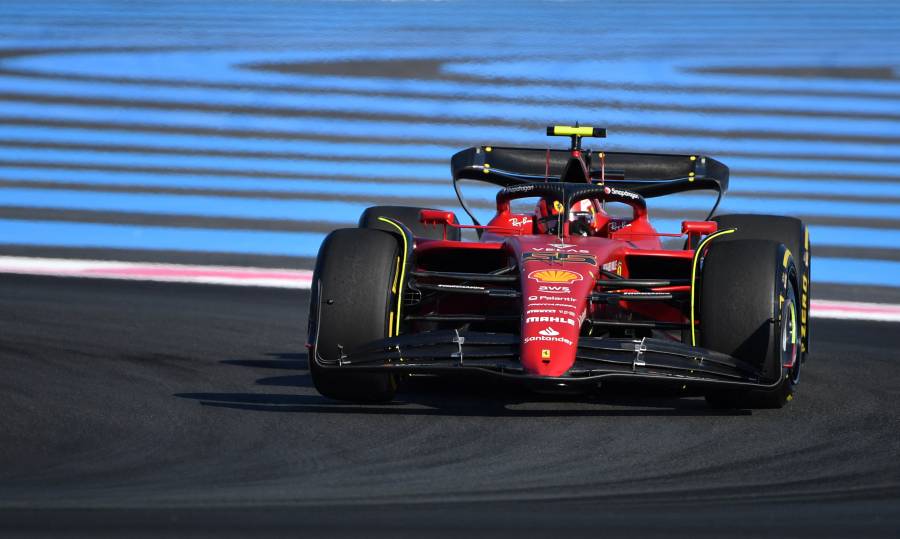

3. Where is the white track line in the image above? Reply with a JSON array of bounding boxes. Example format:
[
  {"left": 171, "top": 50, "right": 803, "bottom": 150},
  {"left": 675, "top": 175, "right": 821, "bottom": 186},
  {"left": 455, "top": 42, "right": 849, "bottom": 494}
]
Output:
[
  {"left": 2, "top": 256, "right": 899, "bottom": 322},
  {"left": 0, "top": 256, "right": 312, "bottom": 289},
  {"left": 809, "top": 300, "right": 900, "bottom": 323}
]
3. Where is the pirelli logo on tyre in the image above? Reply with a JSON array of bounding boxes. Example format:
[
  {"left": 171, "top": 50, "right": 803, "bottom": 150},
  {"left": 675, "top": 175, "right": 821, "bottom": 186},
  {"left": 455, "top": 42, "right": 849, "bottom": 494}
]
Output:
[{"left": 528, "top": 269, "right": 582, "bottom": 284}]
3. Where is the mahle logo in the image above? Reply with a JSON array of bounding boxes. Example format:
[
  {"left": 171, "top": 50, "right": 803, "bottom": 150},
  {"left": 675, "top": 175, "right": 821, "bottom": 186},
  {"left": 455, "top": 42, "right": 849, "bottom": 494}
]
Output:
[
  {"left": 526, "top": 316, "right": 576, "bottom": 326},
  {"left": 529, "top": 269, "right": 582, "bottom": 283}
]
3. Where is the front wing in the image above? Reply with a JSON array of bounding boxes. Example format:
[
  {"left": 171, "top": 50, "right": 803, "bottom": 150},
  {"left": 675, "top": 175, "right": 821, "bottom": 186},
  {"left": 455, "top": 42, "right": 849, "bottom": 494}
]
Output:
[{"left": 313, "top": 330, "right": 783, "bottom": 391}]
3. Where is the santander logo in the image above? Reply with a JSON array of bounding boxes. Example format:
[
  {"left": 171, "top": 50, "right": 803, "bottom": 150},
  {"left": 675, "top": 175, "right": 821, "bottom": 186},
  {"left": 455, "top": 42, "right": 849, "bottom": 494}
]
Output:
[{"left": 538, "top": 326, "right": 559, "bottom": 336}]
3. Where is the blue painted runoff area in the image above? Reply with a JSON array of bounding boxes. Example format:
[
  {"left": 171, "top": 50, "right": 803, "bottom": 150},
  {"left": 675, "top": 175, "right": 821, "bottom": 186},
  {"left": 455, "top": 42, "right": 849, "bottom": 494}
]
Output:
[
  {"left": 1, "top": 185, "right": 899, "bottom": 223},
  {"left": 0, "top": 217, "right": 898, "bottom": 287}
]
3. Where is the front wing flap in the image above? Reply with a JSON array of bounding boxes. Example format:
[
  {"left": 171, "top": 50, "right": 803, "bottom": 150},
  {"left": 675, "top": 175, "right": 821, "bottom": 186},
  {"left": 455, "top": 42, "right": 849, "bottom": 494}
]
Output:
[{"left": 314, "top": 330, "right": 773, "bottom": 390}]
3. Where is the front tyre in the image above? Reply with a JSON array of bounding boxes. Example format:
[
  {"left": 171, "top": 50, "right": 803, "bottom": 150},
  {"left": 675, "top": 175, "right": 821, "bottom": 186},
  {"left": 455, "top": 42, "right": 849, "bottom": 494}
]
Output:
[
  {"left": 699, "top": 239, "right": 801, "bottom": 409},
  {"left": 308, "top": 228, "right": 400, "bottom": 402},
  {"left": 713, "top": 214, "right": 811, "bottom": 362}
]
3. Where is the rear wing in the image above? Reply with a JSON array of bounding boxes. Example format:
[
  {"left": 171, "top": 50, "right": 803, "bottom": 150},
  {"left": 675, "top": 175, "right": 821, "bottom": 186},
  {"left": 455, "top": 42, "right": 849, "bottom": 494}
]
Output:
[{"left": 450, "top": 146, "right": 729, "bottom": 197}]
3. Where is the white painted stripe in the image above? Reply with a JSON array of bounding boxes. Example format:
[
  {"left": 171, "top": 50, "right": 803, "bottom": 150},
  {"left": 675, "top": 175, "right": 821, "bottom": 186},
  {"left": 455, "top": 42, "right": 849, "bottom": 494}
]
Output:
[
  {"left": 810, "top": 300, "right": 900, "bottom": 323},
  {"left": 2, "top": 256, "right": 900, "bottom": 322},
  {"left": 0, "top": 256, "right": 313, "bottom": 289}
]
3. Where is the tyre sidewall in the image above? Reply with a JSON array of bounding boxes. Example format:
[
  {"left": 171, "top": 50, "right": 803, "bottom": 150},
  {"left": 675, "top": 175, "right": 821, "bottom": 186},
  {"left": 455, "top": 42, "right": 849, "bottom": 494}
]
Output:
[
  {"left": 714, "top": 214, "right": 811, "bottom": 361},
  {"left": 700, "top": 239, "right": 800, "bottom": 408},
  {"left": 308, "top": 228, "right": 400, "bottom": 402}
]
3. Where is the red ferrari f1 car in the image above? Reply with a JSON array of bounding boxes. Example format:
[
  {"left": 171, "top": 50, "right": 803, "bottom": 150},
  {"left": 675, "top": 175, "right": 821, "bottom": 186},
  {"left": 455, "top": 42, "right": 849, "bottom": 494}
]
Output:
[{"left": 308, "top": 126, "right": 811, "bottom": 408}]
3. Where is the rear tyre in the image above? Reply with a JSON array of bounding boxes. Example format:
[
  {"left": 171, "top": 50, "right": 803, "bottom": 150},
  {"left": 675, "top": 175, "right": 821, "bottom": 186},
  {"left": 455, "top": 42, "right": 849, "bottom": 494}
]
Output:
[
  {"left": 713, "top": 214, "right": 810, "bottom": 361},
  {"left": 359, "top": 205, "right": 461, "bottom": 241},
  {"left": 699, "top": 239, "right": 801, "bottom": 409},
  {"left": 308, "top": 228, "right": 399, "bottom": 402}
]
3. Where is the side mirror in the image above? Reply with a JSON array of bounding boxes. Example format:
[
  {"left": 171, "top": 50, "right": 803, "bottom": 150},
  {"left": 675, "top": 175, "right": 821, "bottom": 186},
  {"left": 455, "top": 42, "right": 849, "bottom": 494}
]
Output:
[
  {"left": 682, "top": 221, "right": 718, "bottom": 249},
  {"left": 419, "top": 210, "right": 457, "bottom": 240},
  {"left": 419, "top": 209, "right": 455, "bottom": 226}
]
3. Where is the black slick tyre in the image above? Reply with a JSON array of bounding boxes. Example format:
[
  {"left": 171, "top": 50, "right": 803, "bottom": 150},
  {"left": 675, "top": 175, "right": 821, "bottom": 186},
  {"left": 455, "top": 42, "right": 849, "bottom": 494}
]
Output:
[
  {"left": 699, "top": 239, "right": 801, "bottom": 409},
  {"left": 308, "top": 228, "right": 399, "bottom": 402},
  {"left": 713, "top": 213, "right": 811, "bottom": 361},
  {"left": 359, "top": 205, "right": 461, "bottom": 241}
]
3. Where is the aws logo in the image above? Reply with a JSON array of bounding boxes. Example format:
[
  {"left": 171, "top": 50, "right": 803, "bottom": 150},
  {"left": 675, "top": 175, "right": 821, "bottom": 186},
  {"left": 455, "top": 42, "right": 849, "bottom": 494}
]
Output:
[
  {"left": 528, "top": 269, "right": 582, "bottom": 283},
  {"left": 537, "top": 285, "right": 570, "bottom": 294}
]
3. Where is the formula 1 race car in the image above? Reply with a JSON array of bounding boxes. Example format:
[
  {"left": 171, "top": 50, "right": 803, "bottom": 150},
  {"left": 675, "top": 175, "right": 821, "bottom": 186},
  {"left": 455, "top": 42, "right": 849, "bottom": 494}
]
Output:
[{"left": 307, "top": 126, "right": 811, "bottom": 408}]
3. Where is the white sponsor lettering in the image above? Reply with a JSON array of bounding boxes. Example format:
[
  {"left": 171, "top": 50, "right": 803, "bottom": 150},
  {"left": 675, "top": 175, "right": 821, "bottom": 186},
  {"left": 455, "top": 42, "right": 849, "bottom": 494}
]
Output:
[
  {"left": 524, "top": 336, "right": 574, "bottom": 346},
  {"left": 526, "top": 316, "right": 576, "bottom": 326},
  {"left": 527, "top": 304, "right": 578, "bottom": 315},
  {"left": 538, "top": 295, "right": 576, "bottom": 302},
  {"left": 601, "top": 260, "right": 618, "bottom": 272},
  {"left": 526, "top": 308, "right": 559, "bottom": 314},
  {"left": 549, "top": 243, "right": 574, "bottom": 249},
  {"left": 608, "top": 220, "right": 629, "bottom": 232},
  {"left": 527, "top": 310, "right": 574, "bottom": 316},
  {"left": 509, "top": 216, "right": 532, "bottom": 227},
  {"left": 604, "top": 186, "right": 640, "bottom": 200},
  {"left": 538, "top": 326, "right": 559, "bottom": 336},
  {"left": 531, "top": 247, "right": 590, "bottom": 254},
  {"left": 538, "top": 285, "right": 571, "bottom": 294},
  {"left": 614, "top": 188, "right": 640, "bottom": 200}
]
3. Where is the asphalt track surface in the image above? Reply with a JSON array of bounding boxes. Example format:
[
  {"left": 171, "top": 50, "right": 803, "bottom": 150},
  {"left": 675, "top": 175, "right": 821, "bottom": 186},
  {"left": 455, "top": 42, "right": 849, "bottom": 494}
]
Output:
[{"left": 2, "top": 275, "right": 899, "bottom": 537}]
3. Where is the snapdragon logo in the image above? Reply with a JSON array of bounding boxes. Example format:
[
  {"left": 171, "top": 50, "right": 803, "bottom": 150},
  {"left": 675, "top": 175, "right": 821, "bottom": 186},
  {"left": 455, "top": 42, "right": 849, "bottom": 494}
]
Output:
[{"left": 604, "top": 186, "right": 640, "bottom": 200}]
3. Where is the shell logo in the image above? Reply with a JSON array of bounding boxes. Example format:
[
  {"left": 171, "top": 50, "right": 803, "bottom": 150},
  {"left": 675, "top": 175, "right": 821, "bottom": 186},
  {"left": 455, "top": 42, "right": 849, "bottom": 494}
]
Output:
[{"left": 528, "top": 269, "right": 582, "bottom": 284}]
